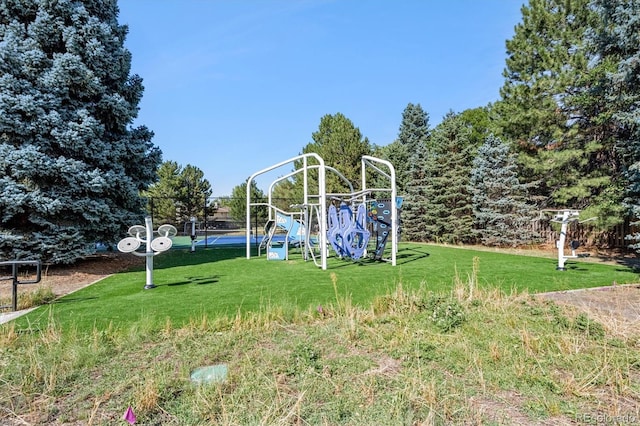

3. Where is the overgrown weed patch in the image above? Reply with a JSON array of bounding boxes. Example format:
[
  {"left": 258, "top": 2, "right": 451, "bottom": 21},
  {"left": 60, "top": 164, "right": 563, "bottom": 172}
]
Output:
[{"left": 2, "top": 280, "right": 639, "bottom": 424}]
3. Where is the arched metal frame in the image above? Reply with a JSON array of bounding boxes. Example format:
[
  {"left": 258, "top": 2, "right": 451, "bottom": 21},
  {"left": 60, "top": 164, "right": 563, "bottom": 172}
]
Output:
[
  {"left": 361, "top": 156, "right": 398, "bottom": 266},
  {"left": 246, "top": 153, "right": 398, "bottom": 269},
  {"left": 246, "top": 153, "right": 327, "bottom": 269}
]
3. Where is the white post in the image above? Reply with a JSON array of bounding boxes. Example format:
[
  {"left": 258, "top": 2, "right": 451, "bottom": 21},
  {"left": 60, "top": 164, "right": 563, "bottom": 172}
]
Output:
[
  {"left": 190, "top": 216, "right": 196, "bottom": 252},
  {"left": 556, "top": 210, "right": 580, "bottom": 271},
  {"left": 318, "top": 160, "right": 327, "bottom": 270},
  {"left": 361, "top": 156, "right": 398, "bottom": 266},
  {"left": 144, "top": 216, "right": 156, "bottom": 289},
  {"left": 557, "top": 213, "right": 568, "bottom": 270}
]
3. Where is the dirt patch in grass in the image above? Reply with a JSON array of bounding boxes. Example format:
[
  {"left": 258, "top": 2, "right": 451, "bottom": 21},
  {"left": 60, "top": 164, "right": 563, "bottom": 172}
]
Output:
[
  {"left": 0, "top": 252, "right": 142, "bottom": 302},
  {"left": 538, "top": 284, "right": 640, "bottom": 336},
  {"left": 434, "top": 243, "right": 640, "bottom": 330}
]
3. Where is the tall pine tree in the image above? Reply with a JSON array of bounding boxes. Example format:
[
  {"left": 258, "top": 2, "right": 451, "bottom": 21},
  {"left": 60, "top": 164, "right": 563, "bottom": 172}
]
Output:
[
  {"left": 0, "top": 1, "right": 161, "bottom": 263},
  {"left": 144, "top": 162, "right": 212, "bottom": 225},
  {"left": 403, "top": 141, "right": 433, "bottom": 242},
  {"left": 421, "top": 112, "right": 475, "bottom": 244},
  {"left": 300, "top": 113, "right": 372, "bottom": 194},
  {"left": 379, "top": 103, "right": 430, "bottom": 194},
  {"left": 580, "top": 0, "right": 640, "bottom": 247},
  {"left": 470, "top": 134, "right": 535, "bottom": 246},
  {"left": 495, "top": 0, "right": 600, "bottom": 214}
]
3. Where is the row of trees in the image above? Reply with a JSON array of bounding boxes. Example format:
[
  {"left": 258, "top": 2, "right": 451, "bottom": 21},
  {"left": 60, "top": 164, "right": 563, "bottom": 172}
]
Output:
[
  {"left": 142, "top": 161, "right": 211, "bottom": 225},
  {"left": 2, "top": 0, "right": 638, "bottom": 263},
  {"left": 235, "top": 0, "right": 640, "bottom": 249}
]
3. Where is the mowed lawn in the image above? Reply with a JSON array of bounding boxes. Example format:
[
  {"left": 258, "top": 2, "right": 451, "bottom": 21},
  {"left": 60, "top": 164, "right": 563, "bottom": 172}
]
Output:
[{"left": 15, "top": 243, "right": 639, "bottom": 333}]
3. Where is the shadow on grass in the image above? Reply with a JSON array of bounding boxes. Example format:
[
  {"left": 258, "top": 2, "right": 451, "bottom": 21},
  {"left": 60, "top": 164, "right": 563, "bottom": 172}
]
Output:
[
  {"left": 319, "top": 245, "right": 431, "bottom": 269},
  {"left": 166, "top": 280, "right": 192, "bottom": 286},
  {"left": 153, "top": 244, "right": 432, "bottom": 271},
  {"left": 396, "top": 246, "right": 430, "bottom": 265},
  {"left": 615, "top": 257, "right": 640, "bottom": 272},
  {"left": 51, "top": 296, "right": 99, "bottom": 304},
  {"left": 586, "top": 249, "right": 640, "bottom": 272},
  {"left": 565, "top": 265, "right": 590, "bottom": 271},
  {"left": 149, "top": 246, "right": 247, "bottom": 271},
  {"left": 167, "top": 276, "right": 219, "bottom": 286}
]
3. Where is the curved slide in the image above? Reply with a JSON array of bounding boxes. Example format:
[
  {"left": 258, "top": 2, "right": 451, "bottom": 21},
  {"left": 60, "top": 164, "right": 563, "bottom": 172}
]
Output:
[{"left": 264, "top": 211, "right": 306, "bottom": 260}]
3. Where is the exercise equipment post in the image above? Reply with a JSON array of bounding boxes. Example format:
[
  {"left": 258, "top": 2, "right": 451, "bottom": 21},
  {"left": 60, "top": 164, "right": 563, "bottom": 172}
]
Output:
[
  {"left": 117, "top": 217, "right": 176, "bottom": 289},
  {"left": 190, "top": 216, "right": 197, "bottom": 253},
  {"left": 546, "top": 209, "right": 596, "bottom": 271}
]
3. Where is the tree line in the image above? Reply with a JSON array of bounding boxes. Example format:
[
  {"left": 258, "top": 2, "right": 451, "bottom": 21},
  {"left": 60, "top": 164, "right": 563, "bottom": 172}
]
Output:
[
  {"left": 243, "top": 0, "right": 640, "bottom": 249},
  {"left": 1, "top": 0, "right": 638, "bottom": 264}
]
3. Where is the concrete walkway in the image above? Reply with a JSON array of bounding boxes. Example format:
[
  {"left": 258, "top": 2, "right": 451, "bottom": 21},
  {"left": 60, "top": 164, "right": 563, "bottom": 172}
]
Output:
[
  {"left": 0, "top": 307, "right": 38, "bottom": 325},
  {"left": 0, "top": 274, "right": 113, "bottom": 326}
]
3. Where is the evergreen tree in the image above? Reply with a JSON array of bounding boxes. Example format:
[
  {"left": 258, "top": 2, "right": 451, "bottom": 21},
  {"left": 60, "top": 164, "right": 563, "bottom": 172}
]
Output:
[
  {"left": 458, "top": 106, "right": 494, "bottom": 149},
  {"left": 497, "top": 0, "right": 592, "bottom": 146},
  {"left": 269, "top": 177, "right": 298, "bottom": 212},
  {"left": 144, "top": 162, "right": 212, "bottom": 225},
  {"left": 470, "top": 134, "right": 535, "bottom": 246},
  {"left": 300, "top": 113, "right": 372, "bottom": 194},
  {"left": 421, "top": 112, "right": 475, "bottom": 244},
  {"left": 145, "top": 161, "right": 181, "bottom": 225},
  {"left": 230, "top": 180, "right": 267, "bottom": 225},
  {"left": 581, "top": 0, "right": 640, "bottom": 247},
  {"left": 178, "top": 165, "right": 212, "bottom": 222},
  {"left": 402, "top": 141, "right": 433, "bottom": 242},
  {"left": 374, "top": 141, "right": 408, "bottom": 193},
  {"left": 495, "top": 0, "right": 599, "bottom": 212},
  {"left": 0, "top": 1, "right": 160, "bottom": 263},
  {"left": 398, "top": 103, "right": 430, "bottom": 157},
  {"left": 381, "top": 103, "right": 430, "bottom": 194}
]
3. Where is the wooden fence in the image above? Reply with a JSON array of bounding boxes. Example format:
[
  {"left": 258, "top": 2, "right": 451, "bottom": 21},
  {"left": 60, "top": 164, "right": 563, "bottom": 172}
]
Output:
[{"left": 531, "top": 217, "right": 638, "bottom": 249}]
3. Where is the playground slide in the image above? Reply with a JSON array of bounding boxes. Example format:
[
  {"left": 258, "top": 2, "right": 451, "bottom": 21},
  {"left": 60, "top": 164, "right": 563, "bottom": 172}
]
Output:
[
  {"left": 258, "top": 220, "right": 276, "bottom": 256},
  {"left": 265, "top": 212, "right": 306, "bottom": 260},
  {"left": 275, "top": 212, "right": 305, "bottom": 242}
]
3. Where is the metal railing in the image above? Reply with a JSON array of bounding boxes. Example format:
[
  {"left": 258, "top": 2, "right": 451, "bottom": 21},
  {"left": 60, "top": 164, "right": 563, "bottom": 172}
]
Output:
[{"left": 0, "top": 260, "right": 42, "bottom": 311}]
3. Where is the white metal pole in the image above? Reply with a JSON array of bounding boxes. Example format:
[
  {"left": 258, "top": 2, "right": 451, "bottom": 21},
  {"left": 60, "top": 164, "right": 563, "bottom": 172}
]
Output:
[
  {"left": 319, "top": 158, "right": 327, "bottom": 270},
  {"left": 557, "top": 211, "right": 569, "bottom": 270},
  {"left": 144, "top": 216, "right": 156, "bottom": 289},
  {"left": 190, "top": 217, "right": 196, "bottom": 252},
  {"left": 246, "top": 179, "right": 251, "bottom": 259}
]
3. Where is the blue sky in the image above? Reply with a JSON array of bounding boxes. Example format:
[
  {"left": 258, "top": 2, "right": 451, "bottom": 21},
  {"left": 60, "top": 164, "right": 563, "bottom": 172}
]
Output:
[{"left": 117, "top": 1, "right": 524, "bottom": 196}]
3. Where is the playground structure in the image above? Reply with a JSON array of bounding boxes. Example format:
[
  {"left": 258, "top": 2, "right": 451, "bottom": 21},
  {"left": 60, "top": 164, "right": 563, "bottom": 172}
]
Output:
[
  {"left": 117, "top": 217, "right": 177, "bottom": 289},
  {"left": 543, "top": 209, "right": 596, "bottom": 270},
  {"left": 245, "top": 153, "right": 401, "bottom": 270}
]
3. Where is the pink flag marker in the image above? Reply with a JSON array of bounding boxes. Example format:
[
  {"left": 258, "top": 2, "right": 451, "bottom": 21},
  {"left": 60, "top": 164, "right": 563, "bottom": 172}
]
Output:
[{"left": 123, "top": 406, "right": 136, "bottom": 424}]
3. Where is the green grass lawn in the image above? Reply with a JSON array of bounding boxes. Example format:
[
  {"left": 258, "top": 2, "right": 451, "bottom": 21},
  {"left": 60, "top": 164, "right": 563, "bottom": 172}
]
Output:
[
  {"left": 4, "top": 243, "right": 640, "bottom": 424},
  {"left": 15, "top": 243, "right": 639, "bottom": 333}
]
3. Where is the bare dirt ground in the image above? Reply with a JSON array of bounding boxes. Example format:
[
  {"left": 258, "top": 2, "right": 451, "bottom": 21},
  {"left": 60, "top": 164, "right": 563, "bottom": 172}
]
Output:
[
  {"left": 0, "top": 252, "right": 142, "bottom": 302},
  {"left": 453, "top": 243, "right": 640, "bottom": 331},
  {"left": 1, "top": 247, "right": 639, "bottom": 332},
  {"left": 538, "top": 284, "right": 640, "bottom": 333}
]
